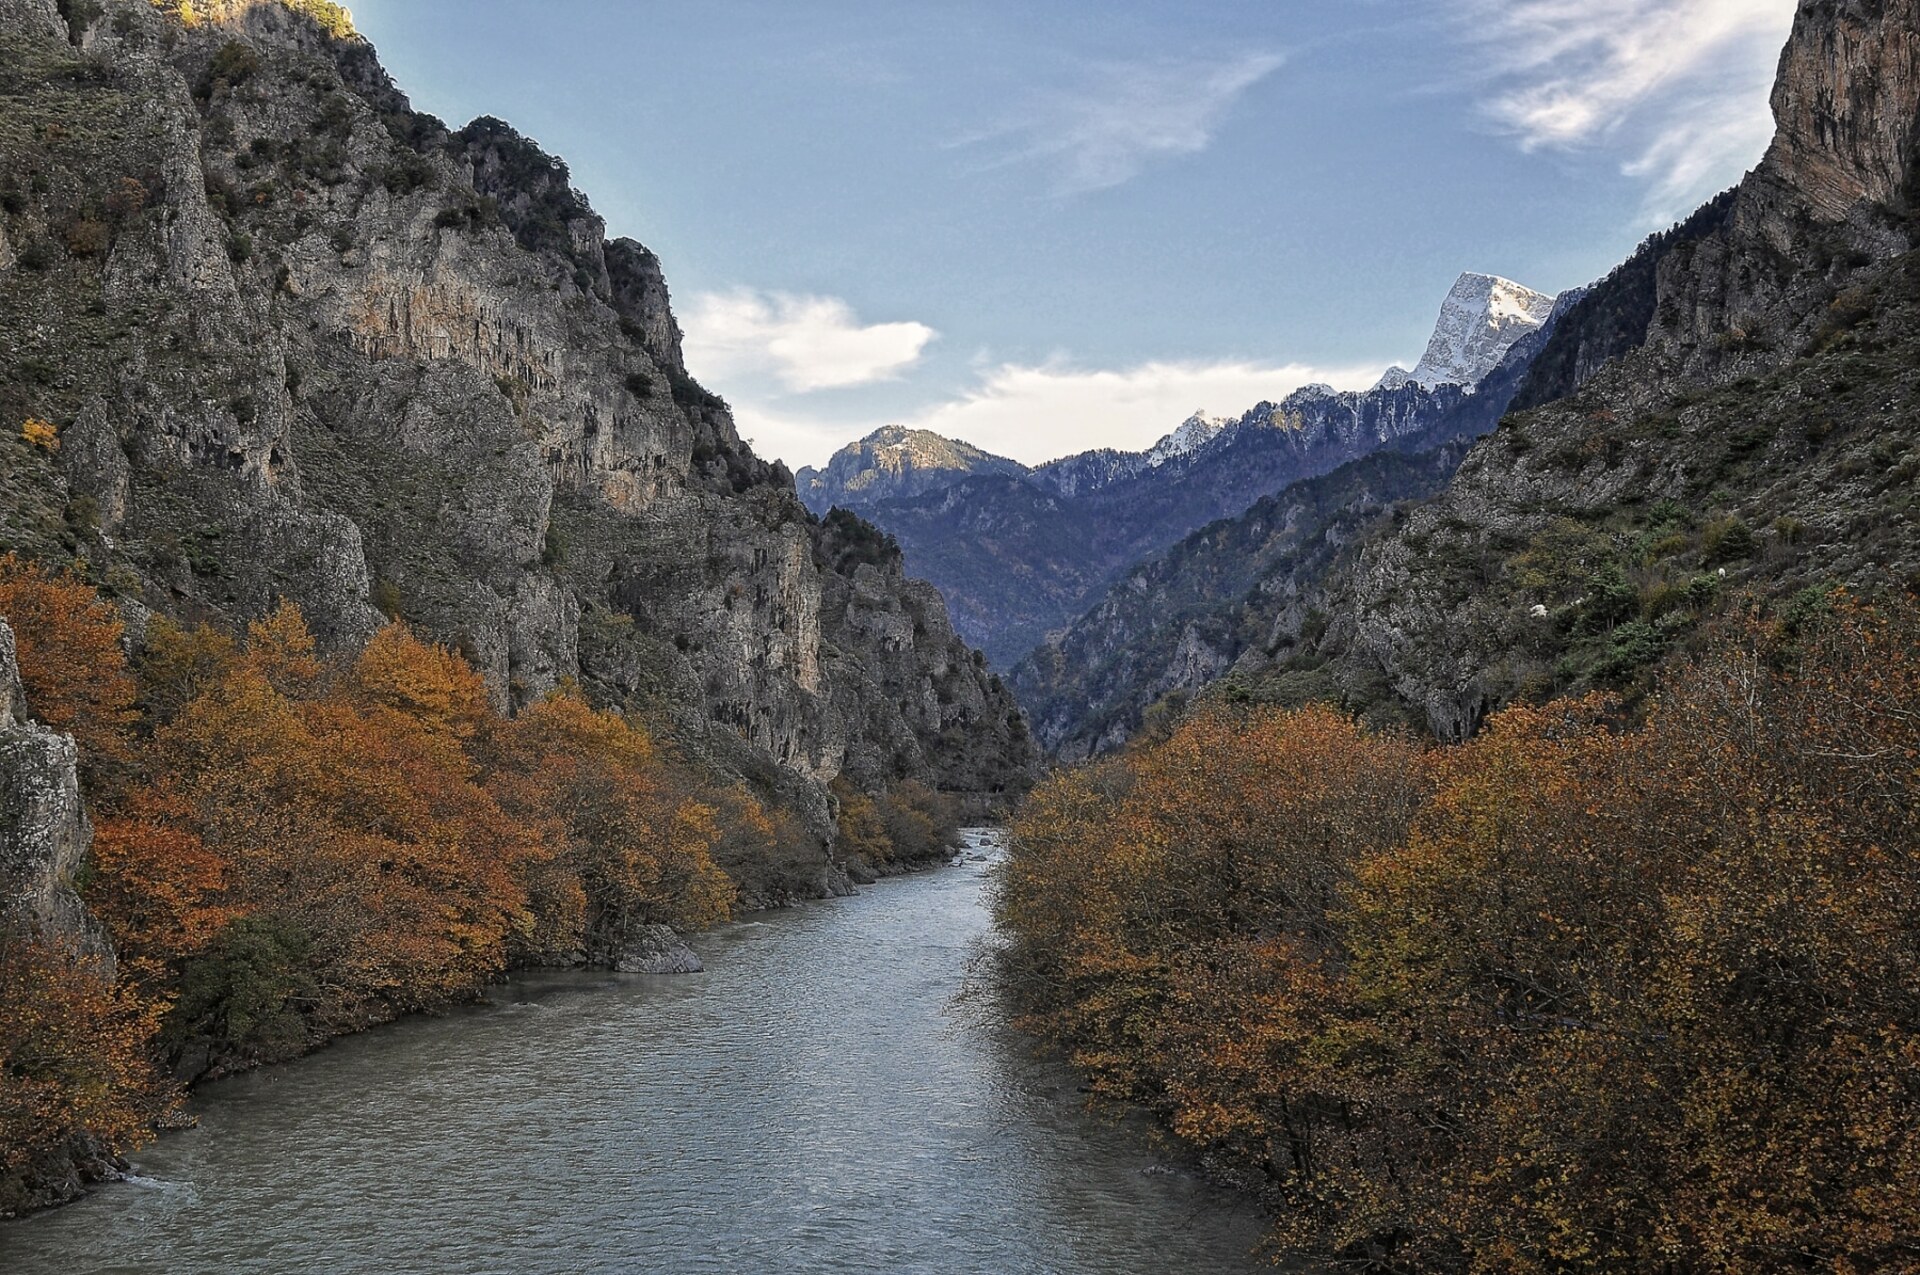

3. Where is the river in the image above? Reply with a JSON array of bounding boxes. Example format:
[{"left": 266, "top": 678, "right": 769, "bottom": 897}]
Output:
[{"left": 2, "top": 830, "right": 1278, "bottom": 1274}]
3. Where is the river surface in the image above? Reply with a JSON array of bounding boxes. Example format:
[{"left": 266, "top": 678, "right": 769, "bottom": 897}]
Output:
[{"left": 3, "top": 830, "right": 1278, "bottom": 1274}]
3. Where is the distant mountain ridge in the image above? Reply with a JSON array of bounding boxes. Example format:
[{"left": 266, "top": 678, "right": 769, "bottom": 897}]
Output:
[
  {"left": 799, "top": 273, "right": 1561, "bottom": 666},
  {"left": 1010, "top": 299, "right": 1571, "bottom": 757},
  {"left": 796, "top": 425, "right": 1027, "bottom": 511}
]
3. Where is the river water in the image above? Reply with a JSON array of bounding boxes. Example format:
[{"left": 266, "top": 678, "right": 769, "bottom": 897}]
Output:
[{"left": 3, "top": 830, "right": 1278, "bottom": 1274}]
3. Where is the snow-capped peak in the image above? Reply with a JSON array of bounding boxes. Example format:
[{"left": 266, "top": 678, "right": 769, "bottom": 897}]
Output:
[
  {"left": 1406, "top": 273, "right": 1555, "bottom": 391},
  {"left": 1145, "top": 411, "right": 1233, "bottom": 467}
]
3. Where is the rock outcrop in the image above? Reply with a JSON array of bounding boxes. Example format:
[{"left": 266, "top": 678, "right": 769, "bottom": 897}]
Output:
[
  {"left": 0, "top": 0, "right": 1034, "bottom": 851},
  {"left": 613, "top": 924, "right": 703, "bottom": 975},
  {"left": 0, "top": 618, "right": 122, "bottom": 1216},
  {"left": 0, "top": 621, "right": 102, "bottom": 959}
]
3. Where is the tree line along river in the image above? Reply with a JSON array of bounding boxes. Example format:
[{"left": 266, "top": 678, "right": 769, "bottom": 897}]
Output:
[{"left": 1, "top": 831, "right": 1281, "bottom": 1274}]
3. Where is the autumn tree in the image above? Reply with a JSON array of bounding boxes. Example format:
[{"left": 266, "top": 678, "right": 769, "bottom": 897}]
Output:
[
  {"left": 996, "top": 599, "right": 1920, "bottom": 1273},
  {"left": 133, "top": 615, "right": 237, "bottom": 725},
  {"left": 0, "top": 554, "right": 137, "bottom": 778},
  {"left": 485, "top": 690, "right": 734, "bottom": 962},
  {"left": 0, "top": 936, "right": 168, "bottom": 1214}
]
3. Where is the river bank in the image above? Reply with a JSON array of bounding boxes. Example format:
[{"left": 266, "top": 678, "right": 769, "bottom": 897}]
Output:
[{"left": 0, "top": 833, "right": 1281, "bottom": 1273}]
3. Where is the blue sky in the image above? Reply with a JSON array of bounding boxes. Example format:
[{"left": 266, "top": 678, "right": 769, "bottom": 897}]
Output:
[{"left": 347, "top": 0, "right": 1797, "bottom": 468}]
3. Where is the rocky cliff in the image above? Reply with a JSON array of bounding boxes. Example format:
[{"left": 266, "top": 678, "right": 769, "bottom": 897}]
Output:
[
  {"left": 0, "top": 0, "right": 1034, "bottom": 845},
  {"left": 1233, "top": 0, "right": 1920, "bottom": 740},
  {"left": 0, "top": 616, "right": 121, "bottom": 1214},
  {"left": 0, "top": 620, "right": 98, "bottom": 956}
]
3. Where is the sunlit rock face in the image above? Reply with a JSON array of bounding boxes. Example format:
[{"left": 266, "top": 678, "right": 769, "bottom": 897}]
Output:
[
  {"left": 0, "top": 0, "right": 1035, "bottom": 849},
  {"left": 1405, "top": 273, "right": 1556, "bottom": 390}
]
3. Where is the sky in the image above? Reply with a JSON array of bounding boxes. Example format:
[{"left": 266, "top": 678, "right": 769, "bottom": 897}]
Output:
[{"left": 345, "top": 0, "right": 1799, "bottom": 470}]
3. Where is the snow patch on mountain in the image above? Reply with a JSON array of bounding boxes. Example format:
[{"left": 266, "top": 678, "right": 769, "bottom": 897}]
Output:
[
  {"left": 1406, "top": 273, "right": 1555, "bottom": 391},
  {"left": 1145, "top": 412, "right": 1234, "bottom": 468}
]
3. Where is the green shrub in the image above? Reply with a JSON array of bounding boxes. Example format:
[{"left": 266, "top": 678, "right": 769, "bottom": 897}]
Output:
[
  {"left": 164, "top": 916, "right": 316, "bottom": 1068},
  {"left": 199, "top": 40, "right": 261, "bottom": 99},
  {"left": 1700, "top": 515, "right": 1754, "bottom": 565},
  {"left": 371, "top": 577, "right": 403, "bottom": 619}
]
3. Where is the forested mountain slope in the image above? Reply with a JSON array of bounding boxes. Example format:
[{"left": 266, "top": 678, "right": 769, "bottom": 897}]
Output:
[{"left": 1028, "top": 0, "right": 1920, "bottom": 749}]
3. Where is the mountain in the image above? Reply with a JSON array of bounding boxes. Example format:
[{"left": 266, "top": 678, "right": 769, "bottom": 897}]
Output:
[
  {"left": 0, "top": 0, "right": 1035, "bottom": 857},
  {"left": 1010, "top": 303, "right": 1567, "bottom": 757},
  {"left": 806, "top": 275, "right": 1556, "bottom": 666},
  {"left": 1403, "top": 272, "right": 1555, "bottom": 388},
  {"left": 795, "top": 425, "right": 1028, "bottom": 511},
  {"left": 1031, "top": 0, "right": 1920, "bottom": 750}
]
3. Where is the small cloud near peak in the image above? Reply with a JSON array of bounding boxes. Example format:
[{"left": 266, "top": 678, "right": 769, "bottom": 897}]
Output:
[{"left": 683, "top": 289, "right": 936, "bottom": 394}]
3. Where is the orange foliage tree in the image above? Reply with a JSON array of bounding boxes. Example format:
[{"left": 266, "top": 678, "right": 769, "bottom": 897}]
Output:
[
  {"left": 0, "top": 554, "right": 137, "bottom": 776},
  {"left": 997, "top": 598, "right": 1920, "bottom": 1274},
  {"left": 485, "top": 691, "right": 735, "bottom": 962},
  {"left": 0, "top": 937, "right": 168, "bottom": 1214},
  {"left": 2, "top": 570, "right": 821, "bottom": 1188}
]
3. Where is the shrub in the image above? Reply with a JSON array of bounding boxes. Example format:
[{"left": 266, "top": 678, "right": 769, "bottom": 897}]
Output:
[
  {"left": 20, "top": 418, "right": 59, "bottom": 451},
  {"left": 1700, "top": 514, "right": 1755, "bottom": 565},
  {"left": 62, "top": 218, "right": 108, "bottom": 258},
  {"left": 200, "top": 40, "right": 261, "bottom": 98}
]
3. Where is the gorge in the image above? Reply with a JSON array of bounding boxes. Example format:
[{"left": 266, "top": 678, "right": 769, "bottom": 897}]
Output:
[{"left": 4, "top": 0, "right": 1920, "bottom": 1271}]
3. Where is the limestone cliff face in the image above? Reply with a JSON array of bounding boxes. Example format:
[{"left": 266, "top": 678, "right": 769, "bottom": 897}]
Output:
[
  {"left": 1758, "top": 0, "right": 1920, "bottom": 231},
  {"left": 0, "top": 617, "right": 122, "bottom": 1214},
  {"left": 1639, "top": 0, "right": 1919, "bottom": 385},
  {"left": 0, "top": 0, "right": 1033, "bottom": 846}
]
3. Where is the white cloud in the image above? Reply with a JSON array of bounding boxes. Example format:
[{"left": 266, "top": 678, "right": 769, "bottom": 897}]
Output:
[
  {"left": 682, "top": 289, "right": 936, "bottom": 393},
  {"left": 1462, "top": 0, "right": 1796, "bottom": 220},
  {"left": 960, "top": 52, "right": 1284, "bottom": 196},
  {"left": 731, "top": 355, "right": 1384, "bottom": 471}
]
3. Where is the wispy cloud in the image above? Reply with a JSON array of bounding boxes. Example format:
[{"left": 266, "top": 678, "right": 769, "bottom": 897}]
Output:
[
  {"left": 682, "top": 289, "right": 937, "bottom": 393},
  {"left": 959, "top": 51, "right": 1285, "bottom": 196},
  {"left": 1461, "top": 0, "right": 1795, "bottom": 221},
  {"left": 730, "top": 354, "right": 1382, "bottom": 471}
]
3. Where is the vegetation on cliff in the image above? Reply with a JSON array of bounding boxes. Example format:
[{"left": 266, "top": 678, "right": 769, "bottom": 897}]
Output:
[
  {"left": 996, "top": 596, "right": 1919, "bottom": 1271},
  {"left": 0, "top": 554, "right": 956, "bottom": 1213}
]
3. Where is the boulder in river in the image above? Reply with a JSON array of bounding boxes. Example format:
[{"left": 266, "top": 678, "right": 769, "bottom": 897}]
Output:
[{"left": 614, "top": 925, "right": 704, "bottom": 975}]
